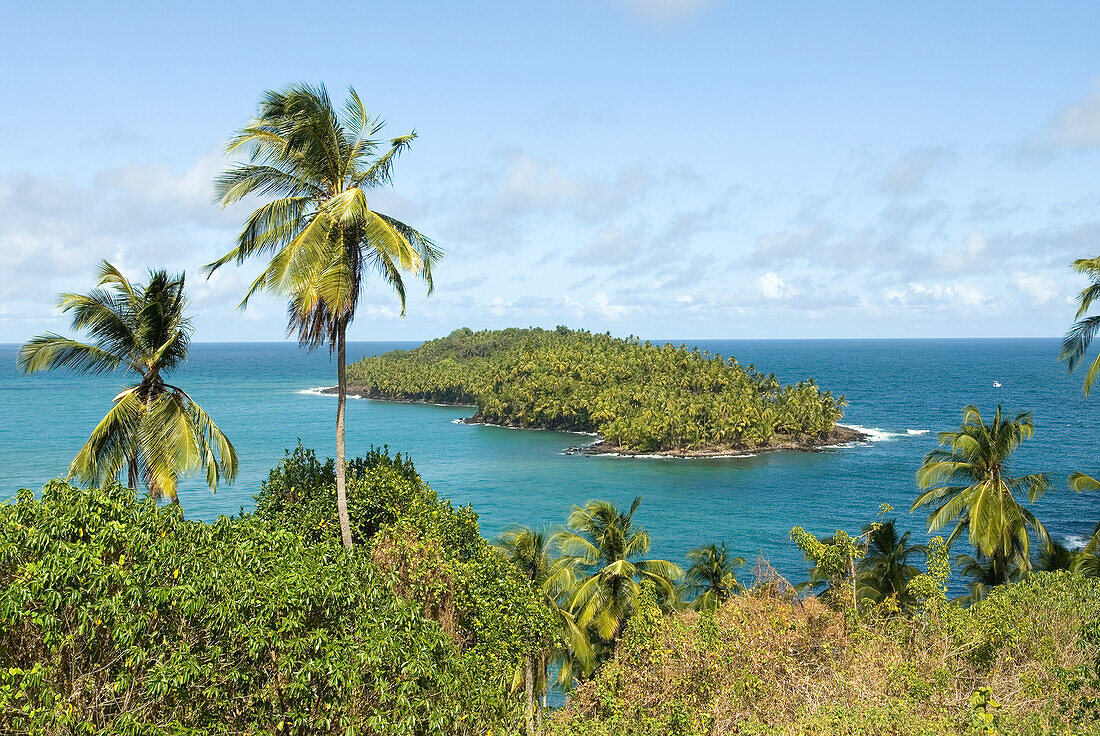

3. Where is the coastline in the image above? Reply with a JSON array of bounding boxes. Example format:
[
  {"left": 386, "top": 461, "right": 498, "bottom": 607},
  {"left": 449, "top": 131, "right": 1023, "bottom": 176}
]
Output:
[
  {"left": 321, "top": 385, "right": 869, "bottom": 458},
  {"left": 563, "top": 424, "right": 868, "bottom": 458},
  {"left": 319, "top": 385, "right": 477, "bottom": 407}
]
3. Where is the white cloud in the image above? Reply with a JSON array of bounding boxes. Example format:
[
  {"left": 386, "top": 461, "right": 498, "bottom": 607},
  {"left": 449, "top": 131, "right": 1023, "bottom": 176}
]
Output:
[
  {"left": 939, "top": 229, "right": 986, "bottom": 272},
  {"left": 591, "top": 291, "right": 632, "bottom": 319},
  {"left": 756, "top": 272, "right": 796, "bottom": 300},
  {"left": 1012, "top": 271, "right": 1057, "bottom": 305},
  {"left": 885, "top": 281, "right": 995, "bottom": 311}
]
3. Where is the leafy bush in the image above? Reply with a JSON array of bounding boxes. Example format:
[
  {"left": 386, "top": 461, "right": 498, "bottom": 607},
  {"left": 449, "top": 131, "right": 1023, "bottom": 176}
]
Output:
[
  {"left": 548, "top": 573, "right": 1100, "bottom": 736},
  {"left": 345, "top": 327, "right": 846, "bottom": 452},
  {"left": 0, "top": 448, "right": 552, "bottom": 735}
]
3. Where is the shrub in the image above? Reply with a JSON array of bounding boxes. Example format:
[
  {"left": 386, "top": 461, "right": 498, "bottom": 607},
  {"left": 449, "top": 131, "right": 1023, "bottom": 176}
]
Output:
[
  {"left": 548, "top": 573, "right": 1100, "bottom": 736},
  {"left": 0, "top": 452, "right": 550, "bottom": 735}
]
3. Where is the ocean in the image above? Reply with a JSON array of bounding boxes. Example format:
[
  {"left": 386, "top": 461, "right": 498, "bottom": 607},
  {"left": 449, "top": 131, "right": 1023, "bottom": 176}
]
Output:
[{"left": 2, "top": 338, "right": 1098, "bottom": 591}]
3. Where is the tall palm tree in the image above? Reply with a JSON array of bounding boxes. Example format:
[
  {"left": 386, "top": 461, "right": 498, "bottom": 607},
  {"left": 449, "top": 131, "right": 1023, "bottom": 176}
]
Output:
[
  {"left": 913, "top": 405, "right": 1050, "bottom": 584},
  {"left": 496, "top": 527, "right": 593, "bottom": 716},
  {"left": 1060, "top": 256, "right": 1100, "bottom": 395},
  {"left": 553, "top": 497, "right": 683, "bottom": 645},
  {"left": 856, "top": 520, "right": 924, "bottom": 608},
  {"left": 683, "top": 542, "right": 745, "bottom": 611},
  {"left": 206, "top": 83, "right": 440, "bottom": 548},
  {"left": 18, "top": 262, "right": 237, "bottom": 503}
]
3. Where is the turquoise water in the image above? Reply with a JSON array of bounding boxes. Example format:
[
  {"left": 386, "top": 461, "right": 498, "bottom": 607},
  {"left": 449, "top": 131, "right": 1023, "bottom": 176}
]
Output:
[{"left": 2, "top": 339, "right": 1098, "bottom": 589}]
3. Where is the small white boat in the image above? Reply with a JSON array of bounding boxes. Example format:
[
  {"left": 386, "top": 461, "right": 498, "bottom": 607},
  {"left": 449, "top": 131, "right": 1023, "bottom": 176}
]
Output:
[{"left": 993, "top": 381, "right": 1002, "bottom": 388}]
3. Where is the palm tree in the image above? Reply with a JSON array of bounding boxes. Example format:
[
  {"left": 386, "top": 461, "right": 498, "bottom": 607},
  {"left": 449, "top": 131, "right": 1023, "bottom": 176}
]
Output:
[
  {"left": 912, "top": 405, "right": 1050, "bottom": 585},
  {"left": 954, "top": 552, "right": 1023, "bottom": 605},
  {"left": 553, "top": 497, "right": 683, "bottom": 646},
  {"left": 1069, "top": 472, "right": 1100, "bottom": 572},
  {"left": 1060, "top": 256, "right": 1100, "bottom": 395},
  {"left": 683, "top": 542, "right": 745, "bottom": 611},
  {"left": 855, "top": 520, "right": 924, "bottom": 608},
  {"left": 495, "top": 527, "right": 593, "bottom": 718},
  {"left": 18, "top": 262, "right": 237, "bottom": 503},
  {"left": 206, "top": 83, "right": 440, "bottom": 548},
  {"left": 1037, "top": 539, "right": 1074, "bottom": 572}
]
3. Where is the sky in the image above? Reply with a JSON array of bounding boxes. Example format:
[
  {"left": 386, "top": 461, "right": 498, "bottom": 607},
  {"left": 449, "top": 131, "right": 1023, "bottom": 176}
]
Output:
[{"left": 1, "top": 0, "right": 1098, "bottom": 342}]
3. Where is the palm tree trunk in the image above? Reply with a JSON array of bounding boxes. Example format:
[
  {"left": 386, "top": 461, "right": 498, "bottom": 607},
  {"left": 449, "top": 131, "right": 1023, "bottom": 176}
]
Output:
[
  {"left": 525, "top": 654, "right": 535, "bottom": 736},
  {"left": 335, "top": 322, "right": 353, "bottom": 549},
  {"left": 127, "top": 454, "right": 138, "bottom": 490}
]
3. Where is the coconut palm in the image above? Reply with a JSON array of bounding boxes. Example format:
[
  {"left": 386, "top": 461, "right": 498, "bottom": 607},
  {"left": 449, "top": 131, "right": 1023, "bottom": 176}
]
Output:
[
  {"left": 912, "top": 405, "right": 1050, "bottom": 584},
  {"left": 683, "top": 542, "right": 745, "bottom": 611},
  {"left": 856, "top": 520, "right": 924, "bottom": 607},
  {"left": 1060, "top": 256, "right": 1100, "bottom": 395},
  {"left": 1037, "top": 539, "right": 1075, "bottom": 572},
  {"left": 496, "top": 526, "right": 594, "bottom": 712},
  {"left": 954, "top": 551, "right": 1024, "bottom": 605},
  {"left": 18, "top": 262, "right": 237, "bottom": 503},
  {"left": 553, "top": 497, "right": 683, "bottom": 645},
  {"left": 206, "top": 83, "right": 440, "bottom": 548},
  {"left": 1069, "top": 472, "right": 1100, "bottom": 568}
]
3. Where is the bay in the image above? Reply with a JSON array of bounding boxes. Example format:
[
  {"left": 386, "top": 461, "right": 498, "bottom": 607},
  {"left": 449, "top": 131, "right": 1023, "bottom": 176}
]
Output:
[{"left": 2, "top": 338, "right": 1098, "bottom": 589}]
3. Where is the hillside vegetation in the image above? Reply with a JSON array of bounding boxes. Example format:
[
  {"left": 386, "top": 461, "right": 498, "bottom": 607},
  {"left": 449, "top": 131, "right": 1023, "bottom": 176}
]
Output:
[
  {"left": 0, "top": 447, "right": 550, "bottom": 735},
  {"left": 346, "top": 327, "right": 847, "bottom": 453},
  {"left": 550, "top": 575, "right": 1100, "bottom": 736}
]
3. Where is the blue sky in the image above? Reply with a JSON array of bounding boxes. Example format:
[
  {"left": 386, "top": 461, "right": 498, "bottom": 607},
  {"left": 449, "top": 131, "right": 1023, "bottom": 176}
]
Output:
[{"left": 1, "top": 0, "right": 1098, "bottom": 342}]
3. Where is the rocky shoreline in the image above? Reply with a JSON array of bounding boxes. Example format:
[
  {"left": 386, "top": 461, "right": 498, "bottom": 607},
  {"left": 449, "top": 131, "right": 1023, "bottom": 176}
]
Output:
[
  {"left": 321, "top": 386, "right": 869, "bottom": 459},
  {"left": 320, "top": 385, "right": 476, "bottom": 407},
  {"left": 561, "top": 424, "right": 869, "bottom": 458}
]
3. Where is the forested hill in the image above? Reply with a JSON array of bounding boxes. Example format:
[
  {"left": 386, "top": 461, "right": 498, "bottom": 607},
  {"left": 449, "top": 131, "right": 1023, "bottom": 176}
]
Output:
[{"left": 344, "top": 327, "right": 851, "bottom": 454}]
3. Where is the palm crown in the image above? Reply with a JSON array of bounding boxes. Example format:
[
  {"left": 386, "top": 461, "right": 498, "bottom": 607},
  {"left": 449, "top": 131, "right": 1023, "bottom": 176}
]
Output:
[
  {"left": 207, "top": 83, "right": 440, "bottom": 343},
  {"left": 683, "top": 542, "right": 745, "bottom": 611},
  {"left": 855, "top": 520, "right": 924, "bottom": 607},
  {"left": 553, "top": 497, "right": 683, "bottom": 642},
  {"left": 1060, "top": 256, "right": 1100, "bottom": 395},
  {"left": 19, "top": 262, "right": 237, "bottom": 502},
  {"left": 912, "top": 405, "right": 1049, "bottom": 581}
]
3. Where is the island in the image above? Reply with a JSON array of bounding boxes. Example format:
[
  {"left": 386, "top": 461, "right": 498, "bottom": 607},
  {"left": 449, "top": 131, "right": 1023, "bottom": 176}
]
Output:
[{"left": 332, "top": 327, "right": 867, "bottom": 457}]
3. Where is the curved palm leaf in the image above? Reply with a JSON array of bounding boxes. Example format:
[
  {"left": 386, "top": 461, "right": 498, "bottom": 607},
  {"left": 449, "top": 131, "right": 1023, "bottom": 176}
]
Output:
[{"left": 20, "top": 262, "right": 236, "bottom": 504}]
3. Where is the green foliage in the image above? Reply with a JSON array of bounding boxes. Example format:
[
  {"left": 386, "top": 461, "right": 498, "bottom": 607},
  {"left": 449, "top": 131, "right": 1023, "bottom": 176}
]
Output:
[
  {"left": 207, "top": 83, "right": 440, "bottom": 344},
  {"left": 791, "top": 526, "right": 864, "bottom": 609},
  {"left": 909, "top": 536, "right": 952, "bottom": 610},
  {"left": 1059, "top": 255, "right": 1100, "bottom": 396},
  {"left": 856, "top": 519, "right": 926, "bottom": 609},
  {"left": 0, "top": 447, "right": 553, "bottom": 734},
  {"left": 553, "top": 498, "right": 683, "bottom": 652},
  {"left": 253, "top": 443, "right": 553, "bottom": 683},
  {"left": 345, "top": 327, "right": 846, "bottom": 452},
  {"left": 548, "top": 572, "right": 1100, "bottom": 736},
  {"left": 0, "top": 481, "right": 509, "bottom": 734},
  {"left": 682, "top": 542, "right": 745, "bottom": 611}
]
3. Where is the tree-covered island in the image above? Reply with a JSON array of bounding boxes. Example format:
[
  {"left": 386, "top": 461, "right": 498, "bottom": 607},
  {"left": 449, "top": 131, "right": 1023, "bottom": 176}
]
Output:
[{"left": 335, "top": 327, "right": 864, "bottom": 457}]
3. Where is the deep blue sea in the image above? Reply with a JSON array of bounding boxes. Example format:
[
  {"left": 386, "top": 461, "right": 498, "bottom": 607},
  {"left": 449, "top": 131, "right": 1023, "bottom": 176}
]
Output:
[{"left": 2, "top": 339, "right": 1098, "bottom": 592}]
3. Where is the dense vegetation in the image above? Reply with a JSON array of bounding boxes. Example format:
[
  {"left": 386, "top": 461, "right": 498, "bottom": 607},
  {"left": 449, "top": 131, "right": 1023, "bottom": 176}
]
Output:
[
  {"left": 0, "top": 448, "right": 550, "bottom": 735},
  {"left": 346, "top": 327, "right": 846, "bottom": 453},
  {"left": 549, "top": 573, "right": 1100, "bottom": 736}
]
